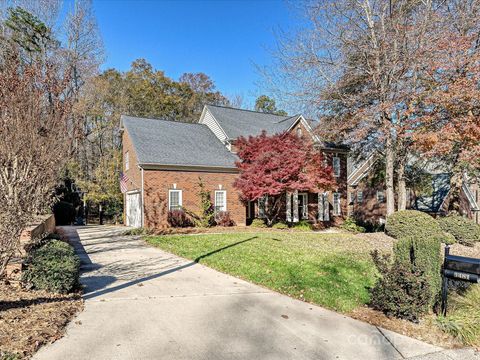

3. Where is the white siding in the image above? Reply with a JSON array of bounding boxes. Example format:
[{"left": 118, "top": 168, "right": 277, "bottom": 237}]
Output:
[{"left": 200, "top": 109, "right": 228, "bottom": 144}]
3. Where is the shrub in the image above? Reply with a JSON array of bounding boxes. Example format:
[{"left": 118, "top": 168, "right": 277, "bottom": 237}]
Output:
[
  {"left": 167, "top": 210, "right": 193, "bottom": 228},
  {"left": 370, "top": 251, "right": 431, "bottom": 321},
  {"left": 437, "top": 285, "right": 480, "bottom": 346},
  {"left": 442, "top": 231, "right": 457, "bottom": 245},
  {"left": 394, "top": 236, "right": 442, "bottom": 307},
  {"left": 251, "top": 218, "right": 267, "bottom": 228},
  {"left": 123, "top": 227, "right": 152, "bottom": 236},
  {"left": 385, "top": 210, "right": 444, "bottom": 240},
  {"left": 438, "top": 215, "right": 480, "bottom": 247},
  {"left": 53, "top": 200, "right": 75, "bottom": 225},
  {"left": 215, "top": 211, "right": 234, "bottom": 227},
  {"left": 341, "top": 217, "right": 366, "bottom": 233},
  {"left": 22, "top": 240, "right": 80, "bottom": 293},
  {"left": 272, "top": 221, "right": 289, "bottom": 229},
  {"left": 293, "top": 220, "right": 313, "bottom": 231}
]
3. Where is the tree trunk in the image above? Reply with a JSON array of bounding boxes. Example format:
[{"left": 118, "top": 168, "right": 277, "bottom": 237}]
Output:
[
  {"left": 385, "top": 134, "right": 396, "bottom": 216},
  {"left": 448, "top": 171, "right": 462, "bottom": 214},
  {"left": 397, "top": 152, "right": 407, "bottom": 211}
]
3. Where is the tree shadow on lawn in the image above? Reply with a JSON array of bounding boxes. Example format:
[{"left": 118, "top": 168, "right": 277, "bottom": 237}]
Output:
[{"left": 82, "top": 236, "right": 258, "bottom": 300}]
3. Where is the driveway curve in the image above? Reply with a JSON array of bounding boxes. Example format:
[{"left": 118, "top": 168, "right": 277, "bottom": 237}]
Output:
[{"left": 33, "top": 226, "right": 473, "bottom": 360}]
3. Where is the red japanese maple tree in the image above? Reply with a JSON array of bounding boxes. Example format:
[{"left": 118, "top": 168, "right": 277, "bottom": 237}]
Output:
[{"left": 234, "top": 131, "right": 334, "bottom": 225}]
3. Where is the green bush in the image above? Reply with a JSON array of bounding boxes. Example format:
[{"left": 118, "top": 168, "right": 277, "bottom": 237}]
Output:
[
  {"left": 53, "top": 200, "right": 76, "bottom": 225},
  {"left": 251, "top": 218, "right": 267, "bottom": 228},
  {"left": 272, "top": 221, "right": 289, "bottom": 229},
  {"left": 437, "top": 285, "right": 480, "bottom": 346},
  {"left": 394, "top": 236, "right": 442, "bottom": 307},
  {"left": 370, "top": 251, "right": 431, "bottom": 321},
  {"left": 341, "top": 217, "right": 366, "bottom": 233},
  {"left": 385, "top": 210, "right": 444, "bottom": 240},
  {"left": 442, "top": 231, "right": 457, "bottom": 245},
  {"left": 22, "top": 240, "right": 80, "bottom": 293},
  {"left": 292, "top": 220, "right": 313, "bottom": 231},
  {"left": 438, "top": 215, "right": 480, "bottom": 247}
]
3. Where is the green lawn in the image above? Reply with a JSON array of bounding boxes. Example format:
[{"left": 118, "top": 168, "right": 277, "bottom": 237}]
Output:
[{"left": 147, "top": 232, "right": 381, "bottom": 312}]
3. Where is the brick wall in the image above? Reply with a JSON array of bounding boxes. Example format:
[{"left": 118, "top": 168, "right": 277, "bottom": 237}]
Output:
[
  {"left": 143, "top": 169, "right": 246, "bottom": 228},
  {"left": 122, "top": 129, "right": 142, "bottom": 192}
]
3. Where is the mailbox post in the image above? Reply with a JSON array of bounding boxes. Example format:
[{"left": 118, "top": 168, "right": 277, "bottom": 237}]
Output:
[{"left": 441, "top": 245, "right": 480, "bottom": 315}]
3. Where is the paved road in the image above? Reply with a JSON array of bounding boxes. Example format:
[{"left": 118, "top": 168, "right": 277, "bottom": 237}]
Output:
[{"left": 34, "top": 226, "right": 477, "bottom": 360}]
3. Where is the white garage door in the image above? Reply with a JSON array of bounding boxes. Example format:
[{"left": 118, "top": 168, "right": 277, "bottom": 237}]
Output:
[{"left": 126, "top": 191, "right": 142, "bottom": 228}]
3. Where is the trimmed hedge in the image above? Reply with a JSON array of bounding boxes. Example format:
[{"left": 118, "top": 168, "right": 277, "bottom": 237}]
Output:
[
  {"left": 394, "top": 236, "right": 442, "bottom": 307},
  {"left": 341, "top": 217, "right": 366, "bottom": 233},
  {"left": 370, "top": 251, "right": 431, "bottom": 321},
  {"left": 385, "top": 210, "right": 450, "bottom": 243},
  {"left": 22, "top": 240, "right": 80, "bottom": 293},
  {"left": 438, "top": 215, "right": 480, "bottom": 247},
  {"left": 272, "top": 221, "right": 289, "bottom": 229},
  {"left": 251, "top": 218, "right": 267, "bottom": 228}
]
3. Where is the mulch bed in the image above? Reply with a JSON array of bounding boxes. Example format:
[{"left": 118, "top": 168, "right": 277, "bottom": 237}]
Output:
[
  {"left": 0, "top": 282, "right": 83, "bottom": 359},
  {"left": 349, "top": 306, "right": 463, "bottom": 349}
]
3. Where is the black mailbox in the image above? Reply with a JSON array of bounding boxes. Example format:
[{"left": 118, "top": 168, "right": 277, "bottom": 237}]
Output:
[
  {"left": 445, "top": 254, "right": 480, "bottom": 276},
  {"left": 441, "top": 246, "right": 480, "bottom": 315}
]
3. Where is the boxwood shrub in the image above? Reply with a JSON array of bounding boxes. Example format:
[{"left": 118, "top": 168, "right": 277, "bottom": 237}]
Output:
[
  {"left": 22, "top": 240, "right": 80, "bottom": 293},
  {"left": 394, "top": 236, "right": 442, "bottom": 307},
  {"left": 272, "top": 221, "right": 289, "bottom": 229},
  {"left": 438, "top": 215, "right": 480, "bottom": 247},
  {"left": 251, "top": 218, "right": 267, "bottom": 228},
  {"left": 385, "top": 210, "right": 450, "bottom": 243},
  {"left": 370, "top": 251, "right": 431, "bottom": 321}
]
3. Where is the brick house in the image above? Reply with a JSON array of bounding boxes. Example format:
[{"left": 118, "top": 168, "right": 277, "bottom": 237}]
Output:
[
  {"left": 347, "top": 156, "right": 480, "bottom": 225},
  {"left": 121, "top": 105, "right": 348, "bottom": 228}
]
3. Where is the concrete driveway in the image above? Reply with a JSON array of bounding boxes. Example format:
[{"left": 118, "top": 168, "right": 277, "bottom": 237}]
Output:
[{"left": 34, "top": 226, "right": 477, "bottom": 360}]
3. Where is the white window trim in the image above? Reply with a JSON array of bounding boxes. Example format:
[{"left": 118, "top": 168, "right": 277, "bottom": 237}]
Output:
[
  {"left": 357, "top": 190, "right": 363, "bottom": 204},
  {"left": 377, "top": 191, "right": 385, "bottom": 203},
  {"left": 333, "top": 192, "right": 341, "bottom": 216},
  {"left": 333, "top": 156, "right": 341, "bottom": 177},
  {"left": 299, "top": 192, "right": 308, "bottom": 219},
  {"left": 214, "top": 190, "right": 227, "bottom": 212},
  {"left": 125, "top": 151, "right": 129, "bottom": 171},
  {"left": 258, "top": 196, "right": 267, "bottom": 218},
  {"left": 168, "top": 189, "right": 183, "bottom": 211}
]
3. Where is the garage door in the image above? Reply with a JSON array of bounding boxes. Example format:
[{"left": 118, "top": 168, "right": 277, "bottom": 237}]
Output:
[{"left": 126, "top": 191, "right": 142, "bottom": 228}]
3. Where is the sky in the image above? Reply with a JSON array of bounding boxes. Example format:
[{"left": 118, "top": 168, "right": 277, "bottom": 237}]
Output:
[{"left": 91, "top": 0, "right": 298, "bottom": 108}]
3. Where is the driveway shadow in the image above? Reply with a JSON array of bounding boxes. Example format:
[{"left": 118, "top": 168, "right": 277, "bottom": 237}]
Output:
[{"left": 62, "top": 226, "right": 258, "bottom": 300}]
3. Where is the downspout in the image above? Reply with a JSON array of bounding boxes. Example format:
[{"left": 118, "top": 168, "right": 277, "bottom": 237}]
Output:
[{"left": 141, "top": 167, "right": 145, "bottom": 227}]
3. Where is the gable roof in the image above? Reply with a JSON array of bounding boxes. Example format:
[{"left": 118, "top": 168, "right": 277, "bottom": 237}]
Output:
[
  {"left": 204, "top": 104, "right": 299, "bottom": 139},
  {"left": 121, "top": 115, "right": 238, "bottom": 169}
]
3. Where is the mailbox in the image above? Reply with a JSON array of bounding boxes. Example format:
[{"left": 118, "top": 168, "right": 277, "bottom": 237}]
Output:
[{"left": 441, "top": 246, "right": 480, "bottom": 315}]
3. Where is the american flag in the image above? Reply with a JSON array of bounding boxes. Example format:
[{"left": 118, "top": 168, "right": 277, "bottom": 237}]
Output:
[{"left": 119, "top": 172, "right": 129, "bottom": 193}]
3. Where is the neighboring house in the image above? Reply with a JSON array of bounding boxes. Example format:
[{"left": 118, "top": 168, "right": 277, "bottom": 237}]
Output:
[
  {"left": 347, "top": 156, "right": 480, "bottom": 224},
  {"left": 121, "top": 105, "right": 348, "bottom": 228}
]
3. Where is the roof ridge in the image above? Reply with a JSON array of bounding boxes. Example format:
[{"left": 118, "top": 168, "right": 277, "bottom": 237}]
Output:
[
  {"left": 122, "top": 114, "right": 204, "bottom": 126},
  {"left": 275, "top": 114, "right": 301, "bottom": 124},
  {"left": 206, "top": 104, "right": 290, "bottom": 118}
]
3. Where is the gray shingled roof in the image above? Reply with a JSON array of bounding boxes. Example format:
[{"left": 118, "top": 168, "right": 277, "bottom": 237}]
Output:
[
  {"left": 206, "top": 105, "right": 300, "bottom": 139},
  {"left": 122, "top": 115, "right": 238, "bottom": 168}
]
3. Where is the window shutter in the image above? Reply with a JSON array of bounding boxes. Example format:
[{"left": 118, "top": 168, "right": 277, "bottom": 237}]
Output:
[
  {"left": 318, "top": 193, "right": 324, "bottom": 221},
  {"left": 323, "top": 192, "right": 330, "bottom": 221},
  {"left": 286, "top": 192, "right": 292, "bottom": 222}
]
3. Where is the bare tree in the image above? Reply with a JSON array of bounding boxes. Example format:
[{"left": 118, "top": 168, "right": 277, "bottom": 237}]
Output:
[
  {"left": 266, "top": 0, "right": 449, "bottom": 215},
  {"left": 0, "top": 45, "right": 75, "bottom": 275}
]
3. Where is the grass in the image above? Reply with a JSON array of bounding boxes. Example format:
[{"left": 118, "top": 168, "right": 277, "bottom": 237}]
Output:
[
  {"left": 146, "top": 232, "right": 379, "bottom": 312},
  {"left": 437, "top": 285, "right": 480, "bottom": 347}
]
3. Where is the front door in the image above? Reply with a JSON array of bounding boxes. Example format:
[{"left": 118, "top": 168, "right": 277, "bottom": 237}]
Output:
[{"left": 298, "top": 193, "right": 308, "bottom": 219}]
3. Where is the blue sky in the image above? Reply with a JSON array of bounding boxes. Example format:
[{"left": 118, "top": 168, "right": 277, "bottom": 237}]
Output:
[{"left": 92, "top": 0, "right": 297, "bottom": 107}]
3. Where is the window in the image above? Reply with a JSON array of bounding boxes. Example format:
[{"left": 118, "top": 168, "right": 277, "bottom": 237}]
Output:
[
  {"left": 125, "top": 151, "right": 129, "bottom": 171},
  {"left": 357, "top": 191, "right": 363, "bottom": 203},
  {"left": 299, "top": 193, "right": 308, "bottom": 219},
  {"left": 377, "top": 191, "right": 385, "bottom": 203},
  {"left": 215, "top": 190, "right": 227, "bottom": 212},
  {"left": 258, "top": 196, "right": 267, "bottom": 218},
  {"left": 333, "top": 156, "right": 341, "bottom": 177},
  {"left": 349, "top": 191, "right": 355, "bottom": 204},
  {"left": 168, "top": 189, "right": 182, "bottom": 211},
  {"left": 318, "top": 192, "right": 330, "bottom": 221},
  {"left": 296, "top": 127, "right": 303, "bottom": 138},
  {"left": 333, "top": 192, "right": 341, "bottom": 216}
]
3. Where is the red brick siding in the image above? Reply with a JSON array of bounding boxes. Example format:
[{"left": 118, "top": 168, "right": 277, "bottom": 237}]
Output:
[
  {"left": 143, "top": 170, "right": 246, "bottom": 228},
  {"left": 122, "top": 129, "right": 142, "bottom": 192}
]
